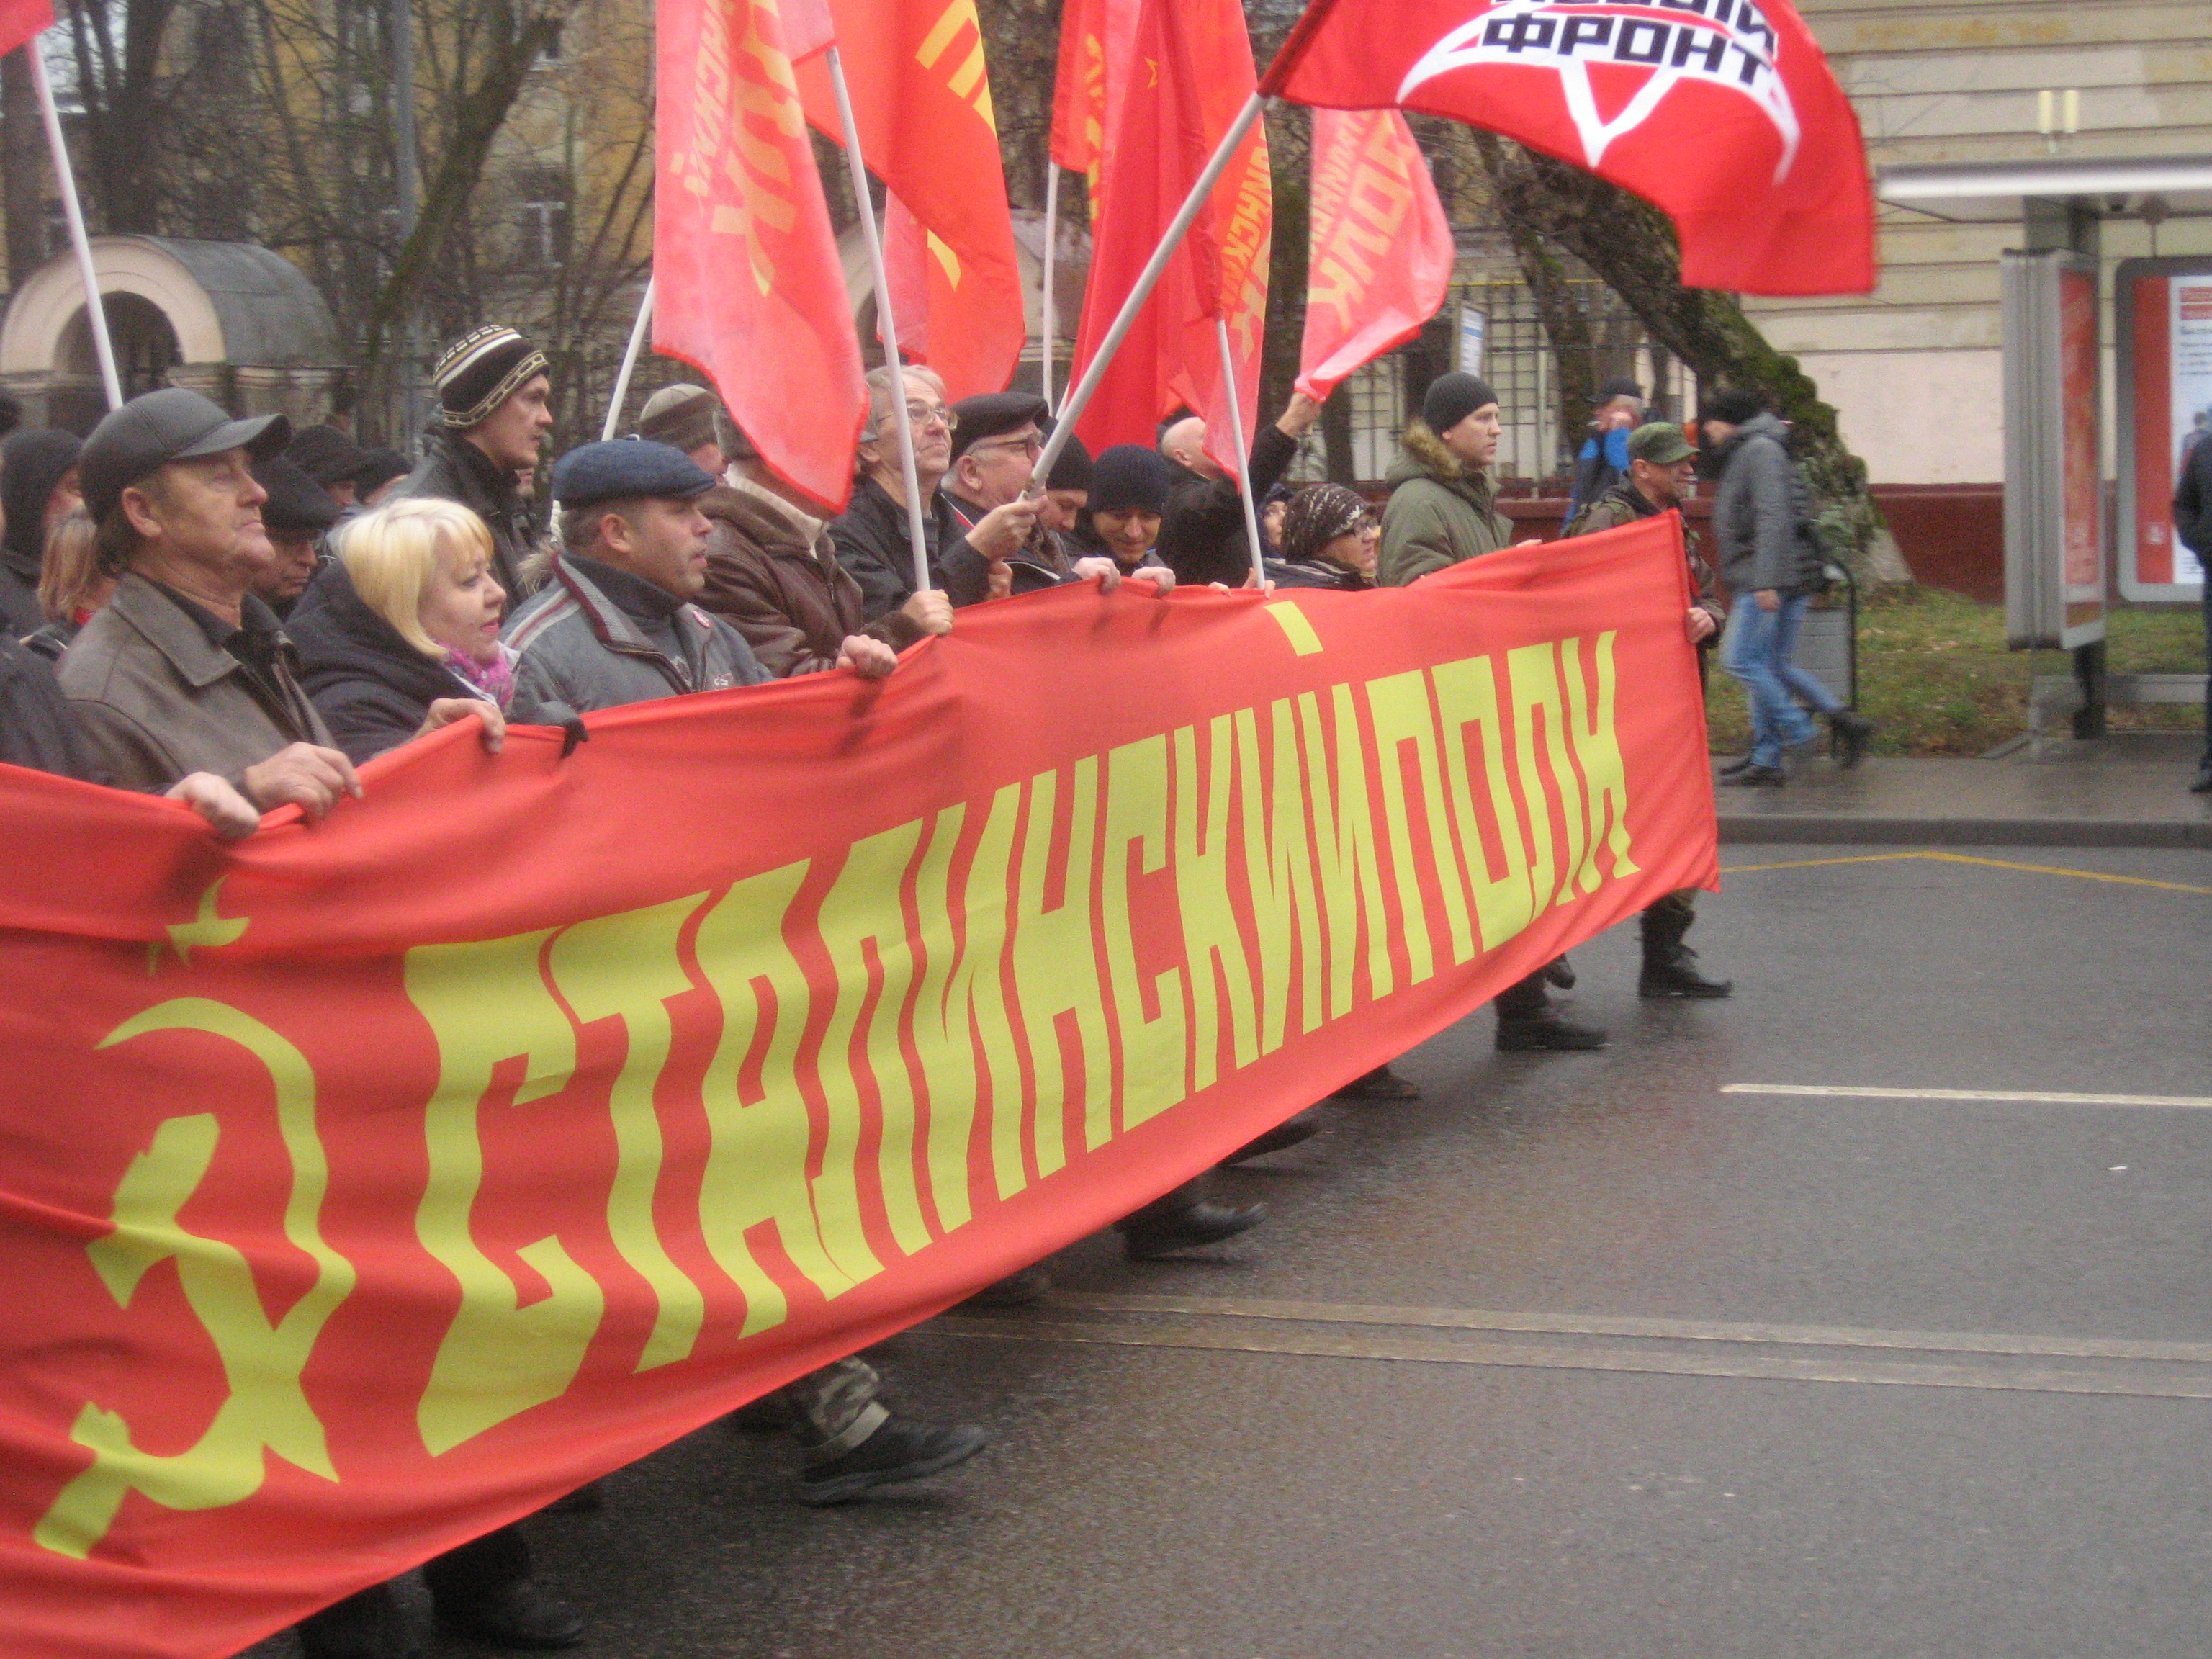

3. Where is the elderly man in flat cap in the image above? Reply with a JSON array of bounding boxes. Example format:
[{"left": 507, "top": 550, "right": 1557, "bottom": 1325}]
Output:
[
  {"left": 245, "top": 454, "right": 341, "bottom": 618},
  {"left": 391, "top": 323, "right": 554, "bottom": 600}
]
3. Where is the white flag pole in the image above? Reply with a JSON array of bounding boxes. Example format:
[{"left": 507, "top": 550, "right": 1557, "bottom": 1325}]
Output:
[
  {"left": 29, "top": 42, "right": 121, "bottom": 410},
  {"left": 1040, "top": 161, "right": 1059, "bottom": 412},
  {"left": 826, "top": 45, "right": 932, "bottom": 598},
  {"left": 1215, "top": 318, "right": 1269, "bottom": 590},
  {"left": 601, "top": 276, "right": 655, "bottom": 441},
  {"left": 1028, "top": 90, "right": 1265, "bottom": 495}
]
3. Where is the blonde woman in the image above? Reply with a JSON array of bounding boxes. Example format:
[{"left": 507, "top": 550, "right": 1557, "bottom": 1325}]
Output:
[
  {"left": 23, "top": 510, "right": 107, "bottom": 660},
  {"left": 286, "top": 496, "right": 516, "bottom": 763}
]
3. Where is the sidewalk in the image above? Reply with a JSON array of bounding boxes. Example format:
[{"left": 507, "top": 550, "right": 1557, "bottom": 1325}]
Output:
[{"left": 1714, "top": 732, "right": 2212, "bottom": 848}]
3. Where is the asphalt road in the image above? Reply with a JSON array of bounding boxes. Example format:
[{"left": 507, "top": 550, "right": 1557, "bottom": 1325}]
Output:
[{"left": 256, "top": 844, "right": 2212, "bottom": 1659}]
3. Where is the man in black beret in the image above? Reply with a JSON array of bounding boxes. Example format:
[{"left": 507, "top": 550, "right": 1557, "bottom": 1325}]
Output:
[
  {"left": 246, "top": 455, "right": 341, "bottom": 616},
  {"left": 390, "top": 324, "right": 554, "bottom": 598},
  {"left": 286, "top": 424, "right": 369, "bottom": 507}
]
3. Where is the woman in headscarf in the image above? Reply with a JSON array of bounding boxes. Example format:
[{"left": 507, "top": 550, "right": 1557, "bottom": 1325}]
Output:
[{"left": 1265, "top": 482, "right": 1378, "bottom": 590}]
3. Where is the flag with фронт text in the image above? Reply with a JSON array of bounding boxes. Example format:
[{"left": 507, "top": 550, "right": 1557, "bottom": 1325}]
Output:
[
  {"left": 653, "top": 0, "right": 865, "bottom": 512},
  {"left": 1263, "top": 0, "right": 1875, "bottom": 297},
  {"left": 0, "top": 514, "right": 1717, "bottom": 1659},
  {"left": 0, "top": 0, "right": 50, "bottom": 59},
  {"left": 1069, "top": 0, "right": 1271, "bottom": 469},
  {"left": 1050, "top": 0, "right": 1137, "bottom": 206},
  {"left": 1297, "top": 109, "right": 1455, "bottom": 402},
  {"left": 794, "top": 0, "right": 1026, "bottom": 400}
]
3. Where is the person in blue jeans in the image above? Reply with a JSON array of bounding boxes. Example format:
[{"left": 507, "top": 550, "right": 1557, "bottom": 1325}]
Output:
[{"left": 1701, "top": 388, "right": 1873, "bottom": 784}]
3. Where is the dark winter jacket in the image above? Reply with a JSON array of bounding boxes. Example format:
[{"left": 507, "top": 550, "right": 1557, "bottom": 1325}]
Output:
[
  {"left": 2173, "top": 430, "right": 2212, "bottom": 557},
  {"left": 0, "top": 632, "right": 98, "bottom": 780},
  {"left": 1709, "top": 411, "right": 1825, "bottom": 598},
  {"left": 695, "top": 483, "right": 924, "bottom": 675},
  {"left": 504, "top": 554, "right": 771, "bottom": 714},
  {"left": 286, "top": 559, "right": 527, "bottom": 764},
  {"left": 1263, "top": 557, "right": 1366, "bottom": 591},
  {"left": 940, "top": 487, "right": 1077, "bottom": 606},
  {"left": 1377, "top": 421, "right": 1515, "bottom": 586},
  {"left": 0, "top": 429, "right": 81, "bottom": 635},
  {"left": 1563, "top": 477, "right": 1724, "bottom": 629},
  {"left": 826, "top": 476, "right": 960, "bottom": 621},
  {"left": 389, "top": 430, "right": 541, "bottom": 601},
  {"left": 1156, "top": 423, "right": 1300, "bottom": 588}
]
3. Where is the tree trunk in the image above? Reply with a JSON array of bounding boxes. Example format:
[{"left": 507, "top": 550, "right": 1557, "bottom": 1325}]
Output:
[
  {"left": 1, "top": 48, "right": 43, "bottom": 289},
  {"left": 1472, "top": 138, "right": 1895, "bottom": 580}
]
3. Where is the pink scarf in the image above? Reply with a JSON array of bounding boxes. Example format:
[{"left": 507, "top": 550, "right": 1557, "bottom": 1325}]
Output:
[{"left": 447, "top": 644, "right": 516, "bottom": 711}]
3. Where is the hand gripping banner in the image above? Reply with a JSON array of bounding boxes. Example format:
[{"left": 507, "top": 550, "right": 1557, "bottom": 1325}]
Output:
[{"left": 0, "top": 514, "right": 1716, "bottom": 1658}]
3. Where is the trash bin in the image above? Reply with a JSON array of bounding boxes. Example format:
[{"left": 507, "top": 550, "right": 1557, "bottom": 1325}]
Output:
[{"left": 1791, "top": 561, "right": 1858, "bottom": 713}]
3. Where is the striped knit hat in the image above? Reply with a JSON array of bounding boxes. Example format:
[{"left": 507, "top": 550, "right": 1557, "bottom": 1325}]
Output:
[{"left": 434, "top": 325, "right": 548, "bottom": 429}]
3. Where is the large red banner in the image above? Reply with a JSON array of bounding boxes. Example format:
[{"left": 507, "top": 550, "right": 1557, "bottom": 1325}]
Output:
[
  {"left": 1265, "top": 0, "right": 1875, "bottom": 297},
  {"left": 0, "top": 516, "right": 1715, "bottom": 1658}
]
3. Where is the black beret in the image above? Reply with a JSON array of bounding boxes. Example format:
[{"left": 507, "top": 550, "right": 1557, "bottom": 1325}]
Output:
[
  {"left": 253, "top": 455, "right": 343, "bottom": 534},
  {"left": 948, "top": 391, "right": 1049, "bottom": 463},
  {"left": 551, "top": 439, "right": 718, "bottom": 509}
]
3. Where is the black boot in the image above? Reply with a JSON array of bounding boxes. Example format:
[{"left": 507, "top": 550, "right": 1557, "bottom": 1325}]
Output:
[
  {"left": 1542, "top": 955, "right": 1576, "bottom": 990},
  {"left": 1117, "top": 1179, "right": 1264, "bottom": 1259},
  {"left": 796, "top": 1414, "right": 989, "bottom": 1505},
  {"left": 1221, "top": 1107, "right": 1323, "bottom": 1164},
  {"left": 1639, "top": 896, "right": 1732, "bottom": 999},
  {"left": 1493, "top": 970, "right": 1608, "bottom": 1052},
  {"left": 296, "top": 1585, "right": 417, "bottom": 1659},
  {"left": 1830, "top": 708, "right": 1875, "bottom": 768},
  {"left": 424, "top": 1527, "right": 584, "bottom": 1650}
]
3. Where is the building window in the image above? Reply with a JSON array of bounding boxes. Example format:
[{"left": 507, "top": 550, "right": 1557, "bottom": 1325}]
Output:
[{"left": 512, "top": 168, "right": 570, "bottom": 267}]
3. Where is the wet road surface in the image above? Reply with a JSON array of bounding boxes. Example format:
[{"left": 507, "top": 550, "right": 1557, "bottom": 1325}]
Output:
[{"left": 258, "top": 845, "right": 2212, "bottom": 1658}]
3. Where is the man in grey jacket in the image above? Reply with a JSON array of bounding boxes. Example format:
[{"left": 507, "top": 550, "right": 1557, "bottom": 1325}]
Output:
[{"left": 1703, "top": 389, "right": 1873, "bottom": 786}]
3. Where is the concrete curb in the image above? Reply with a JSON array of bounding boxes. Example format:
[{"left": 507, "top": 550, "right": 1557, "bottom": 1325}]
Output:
[{"left": 1718, "top": 814, "right": 2212, "bottom": 849}]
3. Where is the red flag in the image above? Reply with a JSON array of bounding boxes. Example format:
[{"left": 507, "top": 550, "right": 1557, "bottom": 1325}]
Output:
[
  {"left": 0, "top": 518, "right": 1715, "bottom": 1658},
  {"left": 0, "top": 1, "right": 50, "bottom": 58},
  {"left": 655, "top": 0, "right": 865, "bottom": 511},
  {"left": 1050, "top": 0, "right": 1136, "bottom": 204},
  {"left": 1265, "top": 0, "right": 1874, "bottom": 296},
  {"left": 1297, "top": 109, "right": 1454, "bottom": 400},
  {"left": 1069, "top": 0, "right": 1270, "bottom": 467},
  {"left": 795, "top": 0, "right": 1025, "bottom": 400}
]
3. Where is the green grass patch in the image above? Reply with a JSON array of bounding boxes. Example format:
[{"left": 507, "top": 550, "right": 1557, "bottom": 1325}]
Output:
[{"left": 1703, "top": 587, "right": 2206, "bottom": 757}]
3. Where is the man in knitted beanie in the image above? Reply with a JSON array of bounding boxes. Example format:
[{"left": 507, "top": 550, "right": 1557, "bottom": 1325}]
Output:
[
  {"left": 1377, "top": 370, "right": 1517, "bottom": 589},
  {"left": 388, "top": 324, "right": 554, "bottom": 599}
]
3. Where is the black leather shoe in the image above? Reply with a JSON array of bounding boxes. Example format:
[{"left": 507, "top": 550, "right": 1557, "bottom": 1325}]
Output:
[
  {"left": 1720, "top": 763, "right": 1786, "bottom": 787},
  {"left": 2192, "top": 760, "right": 2212, "bottom": 794},
  {"left": 796, "top": 1416, "right": 988, "bottom": 1505},
  {"left": 1830, "top": 709, "right": 1875, "bottom": 768},
  {"left": 1332, "top": 1063, "right": 1420, "bottom": 1100},
  {"left": 1717, "top": 755, "right": 1756, "bottom": 778},
  {"left": 1221, "top": 1109, "right": 1323, "bottom": 1164},
  {"left": 1640, "top": 947, "right": 1733, "bottom": 999},
  {"left": 1496, "top": 1014, "right": 1608, "bottom": 1052},
  {"left": 960, "top": 1264, "right": 1053, "bottom": 1307},
  {"left": 1542, "top": 955, "right": 1576, "bottom": 990},
  {"left": 433, "top": 1579, "right": 585, "bottom": 1650},
  {"left": 1119, "top": 1197, "right": 1266, "bottom": 1259}
]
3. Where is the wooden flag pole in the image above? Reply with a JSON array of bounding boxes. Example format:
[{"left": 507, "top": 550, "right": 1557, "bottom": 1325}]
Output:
[
  {"left": 1028, "top": 90, "right": 1266, "bottom": 495},
  {"left": 30, "top": 42, "right": 120, "bottom": 410},
  {"left": 1214, "top": 318, "right": 1269, "bottom": 591},
  {"left": 601, "top": 277, "right": 655, "bottom": 441},
  {"left": 826, "top": 45, "right": 933, "bottom": 598}
]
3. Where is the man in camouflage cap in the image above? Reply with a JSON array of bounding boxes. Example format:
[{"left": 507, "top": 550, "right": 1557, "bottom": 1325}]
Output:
[{"left": 1562, "top": 419, "right": 1731, "bottom": 999}]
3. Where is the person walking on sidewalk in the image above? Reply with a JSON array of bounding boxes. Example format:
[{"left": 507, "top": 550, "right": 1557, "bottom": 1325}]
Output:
[
  {"left": 1701, "top": 389, "right": 1873, "bottom": 786},
  {"left": 1563, "top": 422, "right": 1732, "bottom": 999},
  {"left": 2170, "top": 426, "right": 2212, "bottom": 793}
]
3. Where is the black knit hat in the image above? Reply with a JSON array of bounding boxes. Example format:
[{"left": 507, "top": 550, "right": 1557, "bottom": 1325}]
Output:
[
  {"left": 0, "top": 428, "right": 80, "bottom": 572},
  {"left": 434, "top": 325, "right": 549, "bottom": 429},
  {"left": 1046, "top": 429, "right": 1092, "bottom": 494},
  {"left": 1700, "top": 387, "right": 1768, "bottom": 425},
  {"left": 1421, "top": 372, "right": 1499, "bottom": 437},
  {"left": 287, "top": 423, "right": 367, "bottom": 487},
  {"left": 1087, "top": 444, "right": 1170, "bottom": 516},
  {"left": 353, "top": 448, "right": 412, "bottom": 498}
]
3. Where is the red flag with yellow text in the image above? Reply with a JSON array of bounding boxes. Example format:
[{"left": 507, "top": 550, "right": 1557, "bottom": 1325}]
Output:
[
  {"left": 1050, "top": 0, "right": 1136, "bottom": 204},
  {"left": 655, "top": 0, "right": 865, "bottom": 511},
  {"left": 1069, "top": 0, "right": 1271, "bottom": 467},
  {"left": 1263, "top": 0, "right": 1874, "bottom": 296},
  {"left": 1298, "top": 109, "right": 1455, "bottom": 401},
  {"left": 795, "top": 0, "right": 1026, "bottom": 399},
  {"left": 0, "top": 519, "right": 1717, "bottom": 1658}
]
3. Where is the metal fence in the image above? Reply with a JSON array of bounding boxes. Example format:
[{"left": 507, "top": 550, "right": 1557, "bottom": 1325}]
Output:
[{"left": 1287, "top": 271, "right": 1700, "bottom": 491}]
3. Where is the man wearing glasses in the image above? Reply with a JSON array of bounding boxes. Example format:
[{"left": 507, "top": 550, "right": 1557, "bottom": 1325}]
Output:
[
  {"left": 939, "top": 393, "right": 1173, "bottom": 606},
  {"left": 830, "top": 368, "right": 1044, "bottom": 621}
]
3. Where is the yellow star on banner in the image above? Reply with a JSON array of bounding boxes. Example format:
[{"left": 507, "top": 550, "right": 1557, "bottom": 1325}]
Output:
[{"left": 151, "top": 879, "right": 249, "bottom": 971}]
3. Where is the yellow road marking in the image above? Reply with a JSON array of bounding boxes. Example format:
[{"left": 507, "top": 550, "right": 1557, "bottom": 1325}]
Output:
[
  {"left": 1719, "top": 849, "right": 2212, "bottom": 896},
  {"left": 1263, "top": 601, "right": 1323, "bottom": 656}
]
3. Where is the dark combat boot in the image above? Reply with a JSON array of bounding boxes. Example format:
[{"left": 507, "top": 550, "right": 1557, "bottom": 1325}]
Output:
[{"left": 1638, "top": 894, "right": 1732, "bottom": 999}]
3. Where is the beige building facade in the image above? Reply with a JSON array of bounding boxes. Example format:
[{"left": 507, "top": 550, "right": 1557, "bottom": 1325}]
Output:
[{"left": 1744, "top": 0, "right": 2212, "bottom": 485}]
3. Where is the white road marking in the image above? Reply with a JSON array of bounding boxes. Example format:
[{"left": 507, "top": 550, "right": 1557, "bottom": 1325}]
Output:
[{"left": 1723, "top": 1084, "right": 2212, "bottom": 1110}]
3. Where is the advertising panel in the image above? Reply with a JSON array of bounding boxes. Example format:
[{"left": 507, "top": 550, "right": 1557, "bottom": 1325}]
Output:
[
  {"left": 2115, "top": 257, "right": 2212, "bottom": 602},
  {"left": 2002, "top": 249, "right": 2106, "bottom": 649}
]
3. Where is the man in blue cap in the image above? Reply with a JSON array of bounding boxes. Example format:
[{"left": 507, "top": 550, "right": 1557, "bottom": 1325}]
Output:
[{"left": 506, "top": 439, "right": 899, "bottom": 714}]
